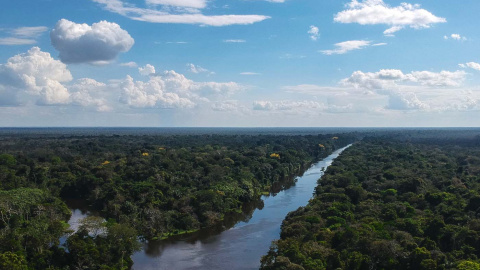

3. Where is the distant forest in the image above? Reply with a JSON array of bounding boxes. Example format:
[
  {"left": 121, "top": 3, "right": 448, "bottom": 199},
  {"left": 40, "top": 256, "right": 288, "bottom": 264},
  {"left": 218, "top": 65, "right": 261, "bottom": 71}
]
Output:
[
  {"left": 3, "top": 129, "right": 480, "bottom": 270},
  {"left": 0, "top": 132, "right": 354, "bottom": 269}
]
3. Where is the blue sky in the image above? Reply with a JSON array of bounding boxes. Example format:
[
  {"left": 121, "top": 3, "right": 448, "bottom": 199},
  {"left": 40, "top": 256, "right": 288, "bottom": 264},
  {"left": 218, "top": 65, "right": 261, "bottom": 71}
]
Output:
[{"left": 0, "top": 0, "right": 479, "bottom": 127}]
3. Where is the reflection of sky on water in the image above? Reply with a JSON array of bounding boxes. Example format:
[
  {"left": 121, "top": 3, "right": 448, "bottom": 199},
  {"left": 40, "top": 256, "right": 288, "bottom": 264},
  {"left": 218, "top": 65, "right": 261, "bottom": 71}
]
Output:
[
  {"left": 132, "top": 145, "right": 350, "bottom": 270},
  {"left": 60, "top": 209, "right": 89, "bottom": 246}
]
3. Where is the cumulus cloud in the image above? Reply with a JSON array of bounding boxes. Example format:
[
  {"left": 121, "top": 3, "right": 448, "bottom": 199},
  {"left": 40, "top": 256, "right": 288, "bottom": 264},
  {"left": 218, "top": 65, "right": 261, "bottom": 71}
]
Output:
[
  {"left": 342, "top": 69, "right": 466, "bottom": 90},
  {"left": 69, "top": 78, "right": 111, "bottom": 111},
  {"left": 341, "top": 69, "right": 468, "bottom": 111},
  {"left": 36, "top": 80, "right": 70, "bottom": 105},
  {"left": 386, "top": 92, "right": 429, "bottom": 110},
  {"left": 119, "top": 64, "right": 242, "bottom": 109},
  {"left": 308, "top": 25, "right": 320, "bottom": 41},
  {"left": 334, "top": 0, "right": 446, "bottom": 35},
  {"left": 0, "top": 47, "right": 111, "bottom": 110},
  {"left": 92, "top": 0, "right": 270, "bottom": 26},
  {"left": 50, "top": 19, "right": 134, "bottom": 64},
  {"left": 139, "top": 64, "right": 156, "bottom": 76},
  {"left": 321, "top": 40, "right": 371, "bottom": 55},
  {"left": 409, "top": 70, "right": 466, "bottom": 87},
  {"left": 159, "top": 70, "right": 242, "bottom": 97},
  {"left": 0, "top": 48, "right": 245, "bottom": 113},
  {"left": 0, "top": 47, "right": 73, "bottom": 105},
  {"left": 120, "top": 75, "right": 195, "bottom": 109}
]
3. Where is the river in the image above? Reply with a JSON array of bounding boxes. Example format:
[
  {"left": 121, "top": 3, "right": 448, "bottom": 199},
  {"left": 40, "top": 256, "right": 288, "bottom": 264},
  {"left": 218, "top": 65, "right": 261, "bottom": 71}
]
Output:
[{"left": 130, "top": 145, "right": 351, "bottom": 270}]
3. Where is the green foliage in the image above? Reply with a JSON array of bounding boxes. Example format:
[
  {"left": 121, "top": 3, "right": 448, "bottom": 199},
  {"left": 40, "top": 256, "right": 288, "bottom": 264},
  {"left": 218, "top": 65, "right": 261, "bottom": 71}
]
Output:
[
  {"left": 458, "top": 261, "right": 480, "bottom": 270},
  {"left": 0, "top": 132, "right": 354, "bottom": 269},
  {"left": 0, "top": 252, "right": 28, "bottom": 270},
  {"left": 262, "top": 137, "right": 480, "bottom": 270}
]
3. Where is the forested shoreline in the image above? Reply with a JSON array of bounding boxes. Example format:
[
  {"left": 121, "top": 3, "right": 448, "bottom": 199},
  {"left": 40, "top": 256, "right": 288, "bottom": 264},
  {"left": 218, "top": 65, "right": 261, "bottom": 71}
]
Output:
[
  {"left": 0, "top": 133, "right": 354, "bottom": 269},
  {"left": 261, "top": 135, "right": 480, "bottom": 270}
]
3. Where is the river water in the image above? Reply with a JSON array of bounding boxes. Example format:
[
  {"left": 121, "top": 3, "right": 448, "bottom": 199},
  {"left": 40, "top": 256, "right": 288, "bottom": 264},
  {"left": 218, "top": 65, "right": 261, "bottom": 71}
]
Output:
[{"left": 130, "top": 145, "right": 351, "bottom": 270}]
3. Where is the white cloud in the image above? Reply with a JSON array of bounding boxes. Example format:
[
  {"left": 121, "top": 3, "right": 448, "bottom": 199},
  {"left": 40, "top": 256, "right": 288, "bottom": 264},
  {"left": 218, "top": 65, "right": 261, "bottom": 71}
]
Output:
[
  {"left": 386, "top": 92, "right": 429, "bottom": 110},
  {"left": 340, "top": 69, "right": 470, "bottom": 111},
  {"left": 459, "top": 62, "right": 480, "bottom": 71},
  {"left": 120, "top": 75, "right": 195, "bottom": 109},
  {"left": 69, "top": 78, "right": 110, "bottom": 111},
  {"left": 120, "top": 61, "right": 138, "bottom": 67},
  {"left": 383, "top": 26, "right": 403, "bottom": 36},
  {"left": 92, "top": 0, "right": 269, "bottom": 26},
  {"left": 0, "top": 48, "right": 244, "bottom": 113},
  {"left": 0, "top": 47, "right": 72, "bottom": 105},
  {"left": 0, "top": 47, "right": 111, "bottom": 109},
  {"left": 50, "top": 19, "right": 134, "bottom": 64},
  {"left": 282, "top": 69, "right": 478, "bottom": 113},
  {"left": 223, "top": 39, "right": 246, "bottom": 43},
  {"left": 120, "top": 64, "right": 242, "bottom": 109},
  {"left": 240, "top": 72, "right": 261, "bottom": 75},
  {"left": 139, "top": 64, "right": 156, "bottom": 76},
  {"left": 444, "top": 34, "right": 467, "bottom": 41},
  {"left": 342, "top": 69, "right": 466, "bottom": 90},
  {"left": 334, "top": 0, "right": 446, "bottom": 35},
  {"left": 372, "top": 42, "right": 387, "bottom": 46},
  {"left": 37, "top": 80, "right": 70, "bottom": 105},
  {"left": 308, "top": 25, "right": 320, "bottom": 41},
  {"left": 145, "top": 0, "right": 207, "bottom": 9},
  {"left": 11, "top": 26, "right": 48, "bottom": 38},
  {"left": 466, "top": 62, "right": 480, "bottom": 71},
  {"left": 0, "top": 26, "right": 48, "bottom": 46},
  {"left": 321, "top": 40, "right": 371, "bottom": 55},
  {"left": 409, "top": 70, "right": 466, "bottom": 87},
  {"left": 0, "top": 37, "right": 36, "bottom": 45},
  {"left": 187, "top": 63, "right": 213, "bottom": 74}
]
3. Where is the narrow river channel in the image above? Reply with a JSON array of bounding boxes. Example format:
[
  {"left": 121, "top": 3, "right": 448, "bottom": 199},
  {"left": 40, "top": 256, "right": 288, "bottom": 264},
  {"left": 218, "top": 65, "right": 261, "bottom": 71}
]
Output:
[{"left": 129, "top": 145, "right": 351, "bottom": 270}]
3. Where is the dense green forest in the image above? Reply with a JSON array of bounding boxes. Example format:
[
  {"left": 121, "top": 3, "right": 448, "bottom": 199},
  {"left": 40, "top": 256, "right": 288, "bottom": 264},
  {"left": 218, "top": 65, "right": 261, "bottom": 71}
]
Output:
[
  {"left": 261, "top": 135, "right": 480, "bottom": 270},
  {"left": 0, "top": 133, "right": 353, "bottom": 269}
]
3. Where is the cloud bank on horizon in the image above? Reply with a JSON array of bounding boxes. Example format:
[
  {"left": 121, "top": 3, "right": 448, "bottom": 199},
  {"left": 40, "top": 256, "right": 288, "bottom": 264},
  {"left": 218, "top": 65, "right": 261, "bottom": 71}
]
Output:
[{"left": 0, "top": 0, "right": 479, "bottom": 127}]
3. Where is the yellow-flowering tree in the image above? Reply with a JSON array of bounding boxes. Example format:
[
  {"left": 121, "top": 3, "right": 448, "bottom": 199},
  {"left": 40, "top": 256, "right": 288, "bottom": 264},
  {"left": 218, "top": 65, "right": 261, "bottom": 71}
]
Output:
[{"left": 270, "top": 153, "right": 280, "bottom": 159}]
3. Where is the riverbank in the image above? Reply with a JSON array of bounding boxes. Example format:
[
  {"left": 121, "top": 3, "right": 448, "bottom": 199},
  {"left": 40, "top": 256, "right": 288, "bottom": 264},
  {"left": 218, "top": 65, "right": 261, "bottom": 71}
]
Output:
[{"left": 131, "top": 145, "right": 351, "bottom": 270}]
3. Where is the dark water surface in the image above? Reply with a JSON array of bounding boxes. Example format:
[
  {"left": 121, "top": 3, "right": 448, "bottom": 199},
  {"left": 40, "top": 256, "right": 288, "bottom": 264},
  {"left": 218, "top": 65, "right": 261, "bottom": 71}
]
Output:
[{"left": 131, "top": 145, "right": 351, "bottom": 270}]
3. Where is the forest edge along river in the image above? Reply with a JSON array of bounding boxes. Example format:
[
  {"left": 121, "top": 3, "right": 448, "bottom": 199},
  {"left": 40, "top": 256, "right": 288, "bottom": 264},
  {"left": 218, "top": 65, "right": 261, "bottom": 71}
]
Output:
[{"left": 66, "top": 145, "right": 352, "bottom": 270}]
